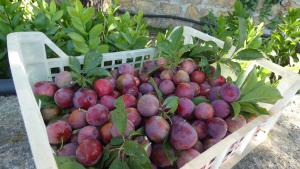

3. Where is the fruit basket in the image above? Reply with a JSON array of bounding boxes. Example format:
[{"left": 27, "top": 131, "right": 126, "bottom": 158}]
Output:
[{"left": 7, "top": 27, "right": 300, "bottom": 169}]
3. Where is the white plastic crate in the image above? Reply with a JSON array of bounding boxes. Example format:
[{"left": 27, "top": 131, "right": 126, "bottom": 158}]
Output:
[{"left": 7, "top": 27, "right": 300, "bottom": 169}]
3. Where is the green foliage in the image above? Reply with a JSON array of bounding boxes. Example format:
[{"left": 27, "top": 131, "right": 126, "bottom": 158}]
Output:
[
  {"left": 200, "top": 1, "right": 264, "bottom": 49},
  {"left": 186, "top": 2, "right": 265, "bottom": 75},
  {"left": 111, "top": 97, "right": 127, "bottom": 135},
  {"left": 124, "top": 141, "right": 152, "bottom": 169},
  {"left": 162, "top": 96, "right": 179, "bottom": 115},
  {"left": 69, "top": 52, "right": 111, "bottom": 87},
  {"left": 100, "top": 140, "right": 152, "bottom": 169},
  {"left": 263, "top": 8, "right": 300, "bottom": 81},
  {"left": 105, "top": 10, "right": 150, "bottom": 51},
  {"left": 232, "top": 67, "right": 282, "bottom": 116},
  {"left": 0, "top": 0, "right": 150, "bottom": 78},
  {"left": 192, "top": 96, "right": 209, "bottom": 104},
  {"left": 157, "top": 27, "right": 190, "bottom": 69},
  {"left": 149, "top": 77, "right": 163, "bottom": 103},
  {"left": 34, "top": 95, "right": 56, "bottom": 108},
  {"left": 162, "top": 139, "right": 177, "bottom": 165},
  {"left": 65, "top": 0, "right": 109, "bottom": 55},
  {"left": 55, "top": 156, "right": 85, "bottom": 169},
  {"left": 0, "top": 0, "right": 31, "bottom": 78}
]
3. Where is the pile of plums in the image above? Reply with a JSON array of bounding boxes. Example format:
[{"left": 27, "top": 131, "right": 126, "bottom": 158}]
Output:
[{"left": 34, "top": 58, "right": 248, "bottom": 168}]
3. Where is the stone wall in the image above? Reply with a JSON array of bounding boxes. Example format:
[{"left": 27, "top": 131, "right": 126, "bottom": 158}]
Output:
[
  {"left": 107, "top": 0, "right": 300, "bottom": 28},
  {"left": 118, "top": 0, "right": 236, "bottom": 28}
]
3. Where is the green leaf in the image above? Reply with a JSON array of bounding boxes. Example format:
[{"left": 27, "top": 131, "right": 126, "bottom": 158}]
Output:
[
  {"left": 89, "top": 24, "right": 103, "bottom": 38},
  {"left": 49, "top": 0, "right": 56, "bottom": 14},
  {"left": 71, "top": 17, "right": 87, "bottom": 35},
  {"left": 75, "top": 0, "right": 83, "bottom": 12},
  {"left": 83, "top": 51, "right": 102, "bottom": 73},
  {"left": 67, "top": 7, "right": 77, "bottom": 17},
  {"left": 239, "top": 84, "right": 282, "bottom": 104},
  {"left": 231, "top": 102, "right": 241, "bottom": 117},
  {"left": 73, "top": 41, "right": 89, "bottom": 54},
  {"left": 89, "top": 37, "right": 100, "bottom": 50},
  {"left": 240, "top": 102, "right": 261, "bottom": 115},
  {"left": 35, "top": 95, "right": 56, "bottom": 108},
  {"left": 120, "top": 32, "right": 133, "bottom": 44},
  {"left": 169, "top": 27, "right": 184, "bottom": 44},
  {"left": 192, "top": 96, "right": 209, "bottom": 104},
  {"left": 55, "top": 156, "right": 85, "bottom": 169},
  {"left": 220, "top": 59, "right": 241, "bottom": 75},
  {"left": 240, "top": 74, "right": 259, "bottom": 96},
  {"left": 223, "top": 36, "right": 233, "bottom": 54},
  {"left": 0, "top": 50, "right": 7, "bottom": 60},
  {"left": 108, "top": 24, "right": 116, "bottom": 32},
  {"left": 53, "top": 10, "right": 64, "bottom": 21},
  {"left": 111, "top": 97, "right": 127, "bottom": 135},
  {"left": 124, "top": 141, "right": 152, "bottom": 169},
  {"left": 163, "top": 96, "right": 179, "bottom": 114},
  {"left": 157, "top": 40, "right": 174, "bottom": 56},
  {"left": 97, "top": 44, "right": 109, "bottom": 53},
  {"left": 109, "top": 159, "right": 129, "bottom": 169},
  {"left": 189, "top": 45, "right": 216, "bottom": 58},
  {"left": 149, "top": 77, "right": 163, "bottom": 103},
  {"left": 87, "top": 67, "right": 111, "bottom": 78},
  {"left": 109, "top": 137, "right": 124, "bottom": 146},
  {"left": 0, "top": 21, "right": 12, "bottom": 34},
  {"left": 234, "top": 68, "right": 254, "bottom": 88},
  {"left": 255, "top": 105, "right": 269, "bottom": 115},
  {"left": 234, "top": 0, "right": 249, "bottom": 18},
  {"left": 133, "top": 36, "right": 149, "bottom": 49},
  {"left": 235, "top": 48, "right": 264, "bottom": 60},
  {"left": 238, "top": 17, "right": 247, "bottom": 48},
  {"left": 82, "top": 8, "right": 95, "bottom": 23},
  {"left": 69, "top": 56, "right": 81, "bottom": 73},
  {"left": 97, "top": 148, "right": 111, "bottom": 168},
  {"left": 68, "top": 32, "right": 86, "bottom": 43},
  {"left": 162, "top": 140, "right": 177, "bottom": 165},
  {"left": 104, "top": 150, "right": 119, "bottom": 168},
  {"left": 212, "top": 62, "right": 221, "bottom": 80}
]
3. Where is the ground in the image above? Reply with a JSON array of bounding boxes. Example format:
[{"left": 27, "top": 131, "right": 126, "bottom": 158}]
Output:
[{"left": 0, "top": 95, "right": 299, "bottom": 169}]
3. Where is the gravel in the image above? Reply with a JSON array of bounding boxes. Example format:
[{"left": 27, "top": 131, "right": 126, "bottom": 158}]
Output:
[
  {"left": 0, "top": 95, "right": 299, "bottom": 169},
  {"left": 0, "top": 96, "right": 35, "bottom": 169}
]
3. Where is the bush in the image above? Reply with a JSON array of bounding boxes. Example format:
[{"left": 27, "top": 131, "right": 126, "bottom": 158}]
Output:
[{"left": 0, "top": 0, "right": 150, "bottom": 78}]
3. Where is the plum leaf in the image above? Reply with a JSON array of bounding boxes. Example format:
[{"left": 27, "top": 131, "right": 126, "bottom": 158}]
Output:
[
  {"left": 212, "top": 62, "right": 221, "bottom": 80},
  {"left": 239, "top": 102, "right": 265, "bottom": 115},
  {"left": 162, "top": 96, "right": 179, "bottom": 114},
  {"left": 149, "top": 77, "right": 163, "bottom": 103},
  {"left": 234, "top": 48, "right": 264, "bottom": 60},
  {"left": 169, "top": 27, "right": 184, "bottom": 49},
  {"left": 238, "top": 17, "right": 247, "bottom": 48},
  {"left": 124, "top": 141, "right": 152, "bottom": 169},
  {"left": 231, "top": 102, "right": 241, "bottom": 117},
  {"left": 111, "top": 97, "right": 127, "bottom": 135},
  {"left": 192, "top": 96, "right": 209, "bottom": 104},
  {"left": 83, "top": 51, "right": 102, "bottom": 74},
  {"left": 239, "top": 84, "right": 282, "bottom": 104},
  {"left": 222, "top": 36, "right": 233, "bottom": 54},
  {"left": 86, "top": 67, "right": 111, "bottom": 78},
  {"left": 162, "top": 139, "right": 177, "bottom": 165},
  {"left": 109, "top": 158, "right": 129, "bottom": 169},
  {"left": 35, "top": 95, "right": 56, "bottom": 109},
  {"left": 109, "top": 137, "right": 124, "bottom": 146},
  {"left": 55, "top": 156, "right": 85, "bottom": 169},
  {"left": 69, "top": 56, "right": 81, "bottom": 73},
  {"left": 238, "top": 68, "right": 257, "bottom": 93}
]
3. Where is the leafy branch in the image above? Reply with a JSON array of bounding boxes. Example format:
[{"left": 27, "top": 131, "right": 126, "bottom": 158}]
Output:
[
  {"left": 69, "top": 51, "right": 111, "bottom": 87},
  {"left": 231, "top": 67, "right": 282, "bottom": 117}
]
